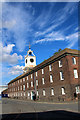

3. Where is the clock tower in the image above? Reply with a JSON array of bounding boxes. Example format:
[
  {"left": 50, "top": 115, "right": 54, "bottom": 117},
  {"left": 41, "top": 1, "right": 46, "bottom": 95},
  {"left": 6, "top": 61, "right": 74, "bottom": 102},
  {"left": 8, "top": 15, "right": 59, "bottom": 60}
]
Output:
[{"left": 23, "top": 44, "right": 36, "bottom": 72}]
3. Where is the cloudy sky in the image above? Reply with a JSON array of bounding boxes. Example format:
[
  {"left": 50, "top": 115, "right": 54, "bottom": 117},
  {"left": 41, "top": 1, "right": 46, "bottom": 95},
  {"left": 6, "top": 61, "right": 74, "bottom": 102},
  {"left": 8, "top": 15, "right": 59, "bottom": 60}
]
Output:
[{"left": 0, "top": 2, "right": 78, "bottom": 85}]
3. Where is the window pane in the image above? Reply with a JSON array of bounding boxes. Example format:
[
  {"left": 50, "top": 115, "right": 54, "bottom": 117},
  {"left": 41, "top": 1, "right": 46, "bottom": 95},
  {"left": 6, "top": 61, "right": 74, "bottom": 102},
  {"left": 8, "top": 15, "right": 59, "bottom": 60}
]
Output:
[
  {"left": 36, "top": 72, "right": 38, "bottom": 77},
  {"left": 23, "top": 85, "right": 25, "bottom": 91},
  {"left": 59, "top": 60, "right": 62, "bottom": 67},
  {"left": 51, "top": 88, "right": 54, "bottom": 95},
  {"left": 60, "top": 71, "right": 64, "bottom": 80},
  {"left": 75, "top": 86, "right": 80, "bottom": 94},
  {"left": 27, "top": 83, "right": 29, "bottom": 88},
  {"left": 61, "top": 87, "right": 65, "bottom": 95},
  {"left": 42, "top": 78, "right": 45, "bottom": 84},
  {"left": 36, "top": 80, "right": 38, "bottom": 86},
  {"left": 74, "top": 69, "right": 78, "bottom": 78},
  {"left": 31, "top": 74, "right": 32, "bottom": 79},
  {"left": 72, "top": 57, "right": 76, "bottom": 64},
  {"left": 43, "top": 90, "right": 45, "bottom": 96},
  {"left": 42, "top": 69, "right": 44, "bottom": 74},
  {"left": 27, "top": 76, "right": 28, "bottom": 80},
  {"left": 50, "top": 75, "right": 53, "bottom": 83},
  {"left": 31, "top": 81, "right": 33, "bottom": 87},
  {"left": 49, "top": 65, "right": 52, "bottom": 71},
  {"left": 37, "top": 91, "right": 39, "bottom": 96}
]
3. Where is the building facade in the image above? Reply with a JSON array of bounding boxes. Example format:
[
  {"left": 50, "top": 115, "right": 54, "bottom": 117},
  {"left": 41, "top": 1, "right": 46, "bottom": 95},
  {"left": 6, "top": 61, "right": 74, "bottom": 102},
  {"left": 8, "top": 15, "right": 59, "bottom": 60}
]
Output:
[
  {"left": 0, "top": 86, "right": 8, "bottom": 98},
  {"left": 7, "top": 48, "right": 80, "bottom": 102}
]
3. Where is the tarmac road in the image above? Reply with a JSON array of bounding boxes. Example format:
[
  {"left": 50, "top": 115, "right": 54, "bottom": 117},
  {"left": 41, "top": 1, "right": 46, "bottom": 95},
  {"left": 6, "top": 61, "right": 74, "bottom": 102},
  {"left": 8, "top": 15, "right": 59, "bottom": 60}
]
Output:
[
  {"left": 0, "top": 98, "right": 80, "bottom": 120},
  {"left": 1, "top": 98, "right": 79, "bottom": 114}
]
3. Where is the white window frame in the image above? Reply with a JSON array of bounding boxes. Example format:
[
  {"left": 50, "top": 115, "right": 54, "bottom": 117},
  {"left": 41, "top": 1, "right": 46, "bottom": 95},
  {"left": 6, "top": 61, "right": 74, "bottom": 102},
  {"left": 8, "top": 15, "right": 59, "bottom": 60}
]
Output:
[
  {"left": 42, "top": 78, "right": 45, "bottom": 85},
  {"left": 50, "top": 75, "right": 53, "bottom": 83},
  {"left": 75, "top": 86, "right": 80, "bottom": 94},
  {"left": 18, "top": 86, "right": 19, "bottom": 91},
  {"left": 72, "top": 57, "right": 76, "bottom": 65},
  {"left": 20, "top": 86, "right": 22, "bottom": 91},
  {"left": 43, "top": 89, "right": 46, "bottom": 96},
  {"left": 20, "top": 79, "right": 22, "bottom": 83},
  {"left": 24, "top": 92, "right": 25, "bottom": 96},
  {"left": 36, "top": 72, "right": 38, "bottom": 77},
  {"left": 28, "top": 92, "right": 30, "bottom": 97},
  {"left": 74, "top": 69, "right": 78, "bottom": 78},
  {"left": 49, "top": 65, "right": 52, "bottom": 71},
  {"left": 27, "top": 83, "right": 29, "bottom": 88},
  {"left": 42, "top": 69, "right": 44, "bottom": 74},
  {"left": 51, "top": 88, "right": 54, "bottom": 96},
  {"left": 61, "top": 87, "right": 65, "bottom": 95},
  {"left": 21, "top": 93, "right": 22, "bottom": 96},
  {"left": 18, "top": 80, "right": 19, "bottom": 84},
  {"left": 37, "top": 90, "right": 39, "bottom": 96},
  {"left": 36, "top": 80, "right": 38, "bottom": 86},
  {"left": 23, "top": 85, "right": 25, "bottom": 91},
  {"left": 27, "top": 76, "right": 28, "bottom": 80},
  {"left": 31, "top": 81, "right": 33, "bottom": 87},
  {"left": 16, "top": 93, "right": 17, "bottom": 96},
  {"left": 23, "top": 78, "right": 25, "bottom": 82},
  {"left": 60, "top": 71, "right": 64, "bottom": 80},
  {"left": 59, "top": 60, "right": 62, "bottom": 67},
  {"left": 31, "top": 74, "right": 33, "bottom": 79}
]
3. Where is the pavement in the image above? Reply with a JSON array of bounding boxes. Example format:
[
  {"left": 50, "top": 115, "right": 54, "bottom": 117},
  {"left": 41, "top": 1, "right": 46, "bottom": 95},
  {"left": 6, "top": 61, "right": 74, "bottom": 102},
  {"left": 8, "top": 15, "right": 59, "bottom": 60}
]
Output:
[{"left": 0, "top": 98, "right": 80, "bottom": 120}]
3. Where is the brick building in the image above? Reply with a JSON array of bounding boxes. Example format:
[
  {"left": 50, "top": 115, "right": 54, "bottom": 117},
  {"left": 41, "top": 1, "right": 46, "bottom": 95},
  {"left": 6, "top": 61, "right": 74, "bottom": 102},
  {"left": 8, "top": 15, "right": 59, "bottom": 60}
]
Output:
[{"left": 8, "top": 48, "right": 80, "bottom": 102}]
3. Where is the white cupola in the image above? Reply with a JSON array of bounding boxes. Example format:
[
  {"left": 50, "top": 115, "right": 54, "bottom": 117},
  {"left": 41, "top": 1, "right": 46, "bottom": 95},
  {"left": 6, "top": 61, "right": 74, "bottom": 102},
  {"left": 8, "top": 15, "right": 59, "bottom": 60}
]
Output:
[{"left": 23, "top": 44, "right": 36, "bottom": 72}]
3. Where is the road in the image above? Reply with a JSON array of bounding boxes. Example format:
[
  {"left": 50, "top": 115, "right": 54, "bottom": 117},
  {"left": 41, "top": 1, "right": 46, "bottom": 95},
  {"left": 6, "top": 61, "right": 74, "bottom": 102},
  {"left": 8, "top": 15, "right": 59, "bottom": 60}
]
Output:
[{"left": 0, "top": 98, "right": 80, "bottom": 120}]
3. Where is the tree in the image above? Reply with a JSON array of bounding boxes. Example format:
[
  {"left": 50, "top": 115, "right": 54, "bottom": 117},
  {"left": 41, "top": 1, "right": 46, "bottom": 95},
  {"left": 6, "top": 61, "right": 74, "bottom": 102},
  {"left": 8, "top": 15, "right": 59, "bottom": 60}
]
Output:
[{"left": 54, "top": 49, "right": 62, "bottom": 55}]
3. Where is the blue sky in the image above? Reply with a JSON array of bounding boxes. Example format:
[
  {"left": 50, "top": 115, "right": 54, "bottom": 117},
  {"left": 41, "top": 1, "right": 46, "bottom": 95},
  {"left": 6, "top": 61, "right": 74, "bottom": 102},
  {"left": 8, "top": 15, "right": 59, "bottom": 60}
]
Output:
[{"left": 0, "top": 2, "right": 78, "bottom": 85}]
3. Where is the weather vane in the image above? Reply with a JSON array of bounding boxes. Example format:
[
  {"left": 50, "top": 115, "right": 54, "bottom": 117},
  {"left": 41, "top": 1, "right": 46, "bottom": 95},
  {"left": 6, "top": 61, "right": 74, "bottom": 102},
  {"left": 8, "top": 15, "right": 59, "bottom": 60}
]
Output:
[{"left": 29, "top": 42, "right": 31, "bottom": 49}]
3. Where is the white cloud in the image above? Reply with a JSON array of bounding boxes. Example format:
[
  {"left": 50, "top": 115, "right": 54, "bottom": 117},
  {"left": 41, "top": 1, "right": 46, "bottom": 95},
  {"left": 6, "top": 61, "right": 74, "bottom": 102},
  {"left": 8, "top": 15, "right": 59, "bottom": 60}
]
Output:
[
  {"left": 66, "top": 32, "right": 78, "bottom": 40},
  {"left": 8, "top": 65, "right": 24, "bottom": 75},
  {"left": 34, "top": 2, "right": 77, "bottom": 38},
  {"left": 75, "top": 27, "right": 78, "bottom": 31},
  {"left": 3, "top": 20, "right": 16, "bottom": 29},
  {"left": 0, "top": 43, "right": 23, "bottom": 64},
  {"left": 66, "top": 32, "right": 78, "bottom": 48},
  {"left": 2, "top": 3, "right": 33, "bottom": 51},
  {"left": 35, "top": 31, "right": 65, "bottom": 44},
  {"left": 3, "top": 44, "right": 15, "bottom": 54},
  {"left": 34, "top": 31, "right": 78, "bottom": 48}
]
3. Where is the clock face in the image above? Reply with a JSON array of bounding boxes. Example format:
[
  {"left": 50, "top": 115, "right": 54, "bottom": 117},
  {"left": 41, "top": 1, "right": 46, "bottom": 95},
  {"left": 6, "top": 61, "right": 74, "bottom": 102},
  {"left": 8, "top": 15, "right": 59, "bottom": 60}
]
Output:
[
  {"left": 26, "top": 59, "right": 27, "bottom": 63},
  {"left": 30, "top": 58, "right": 34, "bottom": 63}
]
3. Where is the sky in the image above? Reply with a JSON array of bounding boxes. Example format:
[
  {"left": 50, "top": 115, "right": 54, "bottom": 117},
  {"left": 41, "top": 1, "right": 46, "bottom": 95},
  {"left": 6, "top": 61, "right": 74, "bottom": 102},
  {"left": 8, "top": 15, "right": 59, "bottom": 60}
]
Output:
[{"left": 0, "top": 2, "right": 78, "bottom": 85}]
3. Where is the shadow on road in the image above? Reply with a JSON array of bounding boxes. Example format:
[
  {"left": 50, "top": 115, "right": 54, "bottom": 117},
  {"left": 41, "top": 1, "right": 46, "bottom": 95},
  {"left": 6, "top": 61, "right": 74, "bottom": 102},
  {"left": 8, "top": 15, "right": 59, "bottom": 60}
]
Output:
[{"left": 1, "top": 110, "right": 80, "bottom": 120}]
